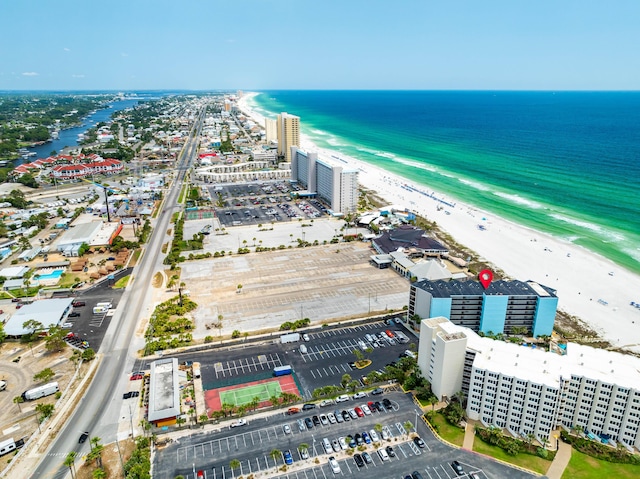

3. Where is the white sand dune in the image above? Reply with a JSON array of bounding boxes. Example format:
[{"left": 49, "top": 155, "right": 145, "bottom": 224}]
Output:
[{"left": 237, "top": 93, "right": 640, "bottom": 353}]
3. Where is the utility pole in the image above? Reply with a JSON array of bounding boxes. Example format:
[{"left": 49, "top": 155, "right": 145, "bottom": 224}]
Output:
[{"left": 103, "top": 187, "right": 111, "bottom": 223}]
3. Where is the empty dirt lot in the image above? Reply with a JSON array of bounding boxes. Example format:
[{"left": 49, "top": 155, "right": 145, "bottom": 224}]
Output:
[{"left": 180, "top": 241, "right": 410, "bottom": 339}]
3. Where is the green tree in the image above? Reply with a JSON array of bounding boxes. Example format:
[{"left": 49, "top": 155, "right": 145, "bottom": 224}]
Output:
[
  {"left": 88, "top": 436, "right": 104, "bottom": 468},
  {"left": 92, "top": 468, "right": 106, "bottom": 479},
  {"left": 13, "top": 395, "right": 24, "bottom": 412},
  {"left": 269, "top": 448, "right": 281, "bottom": 469},
  {"left": 81, "top": 348, "right": 96, "bottom": 361},
  {"left": 341, "top": 374, "right": 352, "bottom": 388},
  {"left": 44, "top": 325, "right": 67, "bottom": 352},
  {"left": 22, "top": 319, "right": 43, "bottom": 337},
  {"left": 33, "top": 367, "right": 55, "bottom": 383},
  {"left": 35, "top": 403, "right": 55, "bottom": 422},
  {"left": 64, "top": 451, "right": 78, "bottom": 479},
  {"left": 229, "top": 459, "right": 241, "bottom": 476}
]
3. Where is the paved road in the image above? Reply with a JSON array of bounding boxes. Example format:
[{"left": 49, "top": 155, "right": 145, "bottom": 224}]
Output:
[{"left": 31, "top": 109, "right": 205, "bottom": 479}]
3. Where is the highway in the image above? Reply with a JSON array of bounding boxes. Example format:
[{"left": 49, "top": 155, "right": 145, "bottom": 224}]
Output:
[{"left": 31, "top": 107, "right": 205, "bottom": 479}]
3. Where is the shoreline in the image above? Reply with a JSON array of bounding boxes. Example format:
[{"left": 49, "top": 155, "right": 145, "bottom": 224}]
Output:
[{"left": 238, "top": 92, "right": 640, "bottom": 354}]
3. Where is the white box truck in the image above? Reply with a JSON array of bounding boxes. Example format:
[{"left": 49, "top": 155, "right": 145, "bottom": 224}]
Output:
[
  {"left": 280, "top": 333, "right": 300, "bottom": 344},
  {"left": 22, "top": 381, "right": 59, "bottom": 401}
]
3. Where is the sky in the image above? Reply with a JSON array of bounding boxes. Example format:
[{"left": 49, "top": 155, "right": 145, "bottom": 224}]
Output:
[{"left": 1, "top": 0, "right": 639, "bottom": 91}]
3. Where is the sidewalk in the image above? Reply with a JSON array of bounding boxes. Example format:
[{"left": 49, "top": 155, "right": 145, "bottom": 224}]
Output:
[{"left": 545, "top": 441, "right": 572, "bottom": 479}]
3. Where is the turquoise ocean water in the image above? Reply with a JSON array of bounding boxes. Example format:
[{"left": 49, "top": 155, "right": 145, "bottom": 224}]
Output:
[{"left": 249, "top": 91, "right": 640, "bottom": 274}]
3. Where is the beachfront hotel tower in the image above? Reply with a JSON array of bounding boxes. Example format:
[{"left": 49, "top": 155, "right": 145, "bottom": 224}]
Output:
[
  {"left": 408, "top": 279, "right": 558, "bottom": 337},
  {"left": 418, "top": 317, "right": 640, "bottom": 450},
  {"left": 290, "top": 146, "right": 358, "bottom": 214},
  {"left": 265, "top": 118, "right": 277, "bottom": 143},
  {"left": 276, "top": 112, "right": 300, "bottom": 163}
]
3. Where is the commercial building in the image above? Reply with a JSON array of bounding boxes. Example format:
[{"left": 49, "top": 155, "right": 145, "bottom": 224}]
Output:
[
  {"left": 276, "top": 112, "right": 300, "bottom": 163},
  {"left": 3, "top": 298, "right": 74, "bottom": 336},
  {"left": 290, "top": 147, "right": 358, "bottom": 214},
  {"left": 148, "top": 358, "right": 181, "bottom": 427},
  {"left": 56, "top": 221, "right": 104, "bottom": 257},
  {"left": 418, "top": 317, "right": 640, "bottom": 450},
  {"left": 409, "top": 279, "right": 557, "bottom": 337}
]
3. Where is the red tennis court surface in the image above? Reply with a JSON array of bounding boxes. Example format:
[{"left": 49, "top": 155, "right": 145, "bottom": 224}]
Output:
[{"left": 204, "top": 375, "right": 299, "bottom": 416}]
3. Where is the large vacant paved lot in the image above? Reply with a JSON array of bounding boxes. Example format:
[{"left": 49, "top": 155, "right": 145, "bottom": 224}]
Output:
[{"left": 181, "top": 242, "right": 409, "bottom": 338}]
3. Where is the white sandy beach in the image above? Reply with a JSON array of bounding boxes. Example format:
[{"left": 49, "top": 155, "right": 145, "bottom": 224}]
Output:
[{"left": 238, "top": 93, "right": 640, "bottom": 353}]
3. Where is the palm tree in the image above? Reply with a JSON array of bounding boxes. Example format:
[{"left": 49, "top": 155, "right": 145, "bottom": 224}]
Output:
[
  {"left": 229, "top": 459, "right": 241, "bottom": 478},
  {"left": 429, "top": 396, "right": 438, "bottom": 411},
  {"left": 269, "top": 449, "right": 281, "bottom": 469},
  {"left": 13, "top": 396, "right": 24, "bottom": 413},
  {"left": 403, "top": 420, "right": 414, "bottom": 435},
  {"left": 63, "top": 451, "right": 77, "bottom": 479}
]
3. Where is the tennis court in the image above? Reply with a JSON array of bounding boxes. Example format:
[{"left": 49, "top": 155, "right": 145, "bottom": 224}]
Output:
[
  {"left": 219, "top": 380, "right": 282, "bottom": 407},
  {"left": 204, "top": 375, "right": 300, "bottom": 413}
]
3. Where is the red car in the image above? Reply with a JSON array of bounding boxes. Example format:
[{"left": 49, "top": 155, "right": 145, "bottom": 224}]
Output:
[
  {"left": 354, "top": 407, "right": 364, "bottom": 418},
  {"left": 130, "top": 374, "right": 144, "bottom": 381}
]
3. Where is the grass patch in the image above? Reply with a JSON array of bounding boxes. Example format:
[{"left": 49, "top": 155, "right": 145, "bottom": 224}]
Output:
[
  {"left": 178, "top": 184, "right": 187, "bottom": 204},
  {"left": 113, "top": 275, "right": 130, "bottom": 288},
  {"left": 473, "top": 435, "right": 551, "bottom": 475},
  {"left": 562, "top": 449, "right": 640, "bottom": 479},
  {"left": 427, "top": 412, "right": 465, "bottom": 446}
]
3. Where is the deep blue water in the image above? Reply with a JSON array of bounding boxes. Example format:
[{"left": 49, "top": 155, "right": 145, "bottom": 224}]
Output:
[{"left": 251, "top": 91, "right": 640, "bottom": 274}]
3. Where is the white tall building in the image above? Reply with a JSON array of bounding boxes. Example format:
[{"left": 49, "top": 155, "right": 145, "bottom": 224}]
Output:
[
  {"left": 265, "top": 118, "right": 278, "bottom": 143},
  {"left": 276, "top": 112, "right": 300, "bottom": 162},
  {"left": 290, "top": 146, "right": 358, "bottom": 214},
  {"left": 419, "top": 317, "right": 640, "bottom": 448}
]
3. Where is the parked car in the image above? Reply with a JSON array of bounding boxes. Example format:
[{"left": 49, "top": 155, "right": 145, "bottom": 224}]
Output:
[
  {"left": 338, "top": 436, "right": 347, "bottom": 450},
  {"left": 377, "top": 447, "right": 389, "bottom": 461},
  {"left": 327, "top": 412, "right": 337, "bottom": 424},
  {"left": 230, "top": 419, "right": 247, "bottom": 428},
  {"left": 369, "top": 429, "right": 379, "bottom": 442},
  {"left": 451, "top": 460, "right": 464, "bottom": 476},
  {"left": 385, "top": 445, "right": 396, "bottom": 457},
  {"left": 361, "top": 404, "right": 371, "bottom": 415},
  {"left": 353, "top": 453, "right": 364, "bottom": 467},
  {"left": 362, "top": 452, "right": 372, "bottom": 464},
  {"left": 413, "top": 436, "right": 426, "bottom": 448},
  {"left": 304, "top": 417, "right": 313, "bottom": 429},
  {"left": 352, "top": 391, "right": 367, "bottom": 399},
  {"left": 130, "top": 374, "right": 144, "bottom": 381},
  {"left": 297, "top": 419, "right": 306, "bottom": 431},
  {"left": 68, "top": 312, "right": 81, "bottom": 317},
  {"left": 302, "top": 403, "right": 316, "bottom": 411},
  {"left": 341, "top": 410, "right": 350, "bottom": 422},
  {"left": 371, "top": 388, "right": 384, "bottom": 395},
  {"left": 300, "top": 447, "right": 309, "bottom": 459},
  {"left": 334, "top": 410, "right": 344, "bottom": 423},
  {"left": 283, "top": 450, "right": 293, "bottom": 465},
  {"left": 354, "top": 407, "right": 364, "bottom": 418},
  {"left": 312, "top": 415, "right": 320, "bottom": 426},
  {"left": 412, "top": 472, "right": 424, "bottom": 479},
  {"left": 382, "top": 398, "right": 393, "bottom": 410},
  {"left": 319, "top": 399, "right": 334, "bottom": 407},
  {"left": 287, "top": 407, "right": 300, "bottom": 415},
  {"left": 362, "top": 431, "right": 371, "bottom": 444},
  {"left": 331, "top": 439, "right": 340, "bottom": 452},
  {"left": 72, "top": 301, "right": 86, "bottom": 307},
  {"left": 328, "top": 457, "right": 341, "bottom": 474},
  {"left": 320, "top": 414, "right": 329, "bottom": 425},
  {"left": 283, "top": 424, "right": 291, "bottom": 434},
  {"left": 302, "top": 334, "right": 310, "bottom": 341}
]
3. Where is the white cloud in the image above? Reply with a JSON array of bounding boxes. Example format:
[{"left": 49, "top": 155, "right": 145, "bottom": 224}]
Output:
[
  {"left": 64, "top": 47, "right": 71, "bottom": 52},
  {"left": 71, "top": 74, "right": 85, "bottom": 78},
  {"left": 22, "top": 72, "right": 38, "bottom": 76}
]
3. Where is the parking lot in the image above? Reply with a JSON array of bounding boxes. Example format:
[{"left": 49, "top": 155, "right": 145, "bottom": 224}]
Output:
[
  {"left": 206, "top": 181, "right": 327, "bottom": 229},
  {"left": 178, "top": 241, "right": 409, "bottom": 339},
  {"left": 60, "top": 268, "right": 130, "bottom": 351},
  {"left": 154, "top": 391, "right": 534, "bottom": 479}
]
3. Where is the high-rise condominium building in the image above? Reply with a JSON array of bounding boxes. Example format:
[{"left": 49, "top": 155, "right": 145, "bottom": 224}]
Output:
[
  {"left": 265, "top": 118, "right": 278, "bottom": 143},
  {"left": 290, "top": 147, "right": 358, "bottom": 215},
  {"left": 419, "top": 317, "right": 640, "bottom": 448},
  {"left": 276, "top": 112, "right": 300, "bottom": 162},
  {"left": 409, "top": 279, "right": 558, "bottom": 337}
]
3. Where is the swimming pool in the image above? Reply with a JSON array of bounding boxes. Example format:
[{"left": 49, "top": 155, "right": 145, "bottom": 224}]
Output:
[{"left": 35, "top": 269, "right": 64, "bottom": 281}]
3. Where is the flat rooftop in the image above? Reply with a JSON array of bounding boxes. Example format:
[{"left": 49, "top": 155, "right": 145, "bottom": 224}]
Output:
[{"left": 413, "top": 279, "right": 557, "bottom": 298}]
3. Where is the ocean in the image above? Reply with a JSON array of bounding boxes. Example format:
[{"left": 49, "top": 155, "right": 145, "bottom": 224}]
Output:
[{"left": 250, "top": 91, "right": 640, "bottom": 275}]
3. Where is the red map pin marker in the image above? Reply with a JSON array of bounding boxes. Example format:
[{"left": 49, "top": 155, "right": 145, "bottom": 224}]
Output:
[{"left": 479, "top": 269, "right": 493, "bottom": 289}]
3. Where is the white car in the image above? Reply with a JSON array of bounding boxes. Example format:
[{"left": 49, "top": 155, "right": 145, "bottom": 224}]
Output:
[
  {"left": 361, "top": 404, "right": 371, "bottom": 415},
  {"left": 338, "top": 436, "right": 348, "bottom": 450},
  {"left": 300, "top": 447, "right": 309, "bottom": 459},
  {"left": 329, "top": 457, "right": 341, "bottom": 474},
  {"left": 381, "top": 428, "right": 390, "bottom": 440},
  {"left": 283, "top": 424, "right": 291, "bottom": 434},
  {"left": 302, "top": 333, "right": 310, "bottom": 341},
  {"left": 230, "top": 419, "right": 247, "bottom": 428},
  {"left": 369, "top": 429, "right": 380, "bottom": 442},
  {"left": 319, "top": 399, "right": 334, "bottom": 407},
  {"left": 327, "top": 412, "right": 337, "bottom": 424},
  {"left": 352, "top": 392, "right": 367, "bottom": 400}
]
